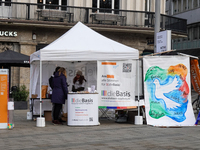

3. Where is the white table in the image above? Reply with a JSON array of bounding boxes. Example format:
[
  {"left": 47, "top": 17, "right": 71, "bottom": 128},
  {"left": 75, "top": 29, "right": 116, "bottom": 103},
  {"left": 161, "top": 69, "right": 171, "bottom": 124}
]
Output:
[{"left": 68, "top": 93, "right": 99, "bottom": 126}]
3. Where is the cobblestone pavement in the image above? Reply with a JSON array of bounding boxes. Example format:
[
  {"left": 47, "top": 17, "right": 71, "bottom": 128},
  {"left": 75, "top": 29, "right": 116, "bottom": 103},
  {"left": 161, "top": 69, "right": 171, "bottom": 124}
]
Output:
[{"left": 0, "top": 90, "right": 200, "bottom": 150}]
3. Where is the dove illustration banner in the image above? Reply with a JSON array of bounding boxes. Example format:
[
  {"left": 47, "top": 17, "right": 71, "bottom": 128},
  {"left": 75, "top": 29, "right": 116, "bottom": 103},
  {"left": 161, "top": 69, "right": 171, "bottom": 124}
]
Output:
[
  {"left": 97, "top": 60, "right": 136, "bottom": 108},
  {"left": 143, "top": 56, "right": 195, "bottom": 126}
]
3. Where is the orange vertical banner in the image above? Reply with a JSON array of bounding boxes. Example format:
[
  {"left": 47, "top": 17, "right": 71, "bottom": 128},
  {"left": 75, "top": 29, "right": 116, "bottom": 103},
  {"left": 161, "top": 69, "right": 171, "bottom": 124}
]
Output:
[
  {"left": 190, "top": 59, "right": 200, "bottom": 95},
  {"left": 0, "top": 69, "right": 9, "bottom": 129}
]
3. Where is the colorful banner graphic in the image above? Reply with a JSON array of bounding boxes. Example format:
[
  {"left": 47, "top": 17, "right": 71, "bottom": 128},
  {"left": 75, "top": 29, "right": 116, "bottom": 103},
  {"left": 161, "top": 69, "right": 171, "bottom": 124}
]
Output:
[
  {"left": 143, "top": 56, "right": 195, "bottom": 126},
  {"left": 190, "top": 59, "right": 200, "bottom": 95},
  {"left": 97, "top": 60, "right": 136, "bottom": 107},
  {"left": 0, "top": 69, "right": 9, "bottom": 129}
]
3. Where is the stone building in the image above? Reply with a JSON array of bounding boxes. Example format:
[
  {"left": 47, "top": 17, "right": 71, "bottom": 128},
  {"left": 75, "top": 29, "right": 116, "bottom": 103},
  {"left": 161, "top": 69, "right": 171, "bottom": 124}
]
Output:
[
  {"left": 166, "top": 0, "right": 200, "bottom": 52},
  {"left": 0, "top": 0, "right": 186, "bottom": 91}
]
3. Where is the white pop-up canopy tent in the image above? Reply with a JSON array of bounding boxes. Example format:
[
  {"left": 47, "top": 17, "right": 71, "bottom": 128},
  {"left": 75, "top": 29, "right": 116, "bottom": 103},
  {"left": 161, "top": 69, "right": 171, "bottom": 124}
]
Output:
[
  {"left": 30, "top": 22, "right": 139, "bottom": 96},
  {"left": 30, "top": 22, "right": 139, "bottom": 126},
  {"left": 31, "top": 22, "right": 138, "bottom": 62}
]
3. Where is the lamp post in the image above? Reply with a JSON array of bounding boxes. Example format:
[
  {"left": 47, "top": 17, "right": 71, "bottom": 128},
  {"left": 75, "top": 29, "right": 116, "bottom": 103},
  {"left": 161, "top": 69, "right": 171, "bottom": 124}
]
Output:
[{"left": 154, "top": 0, "right": 160, "bottom": 53}]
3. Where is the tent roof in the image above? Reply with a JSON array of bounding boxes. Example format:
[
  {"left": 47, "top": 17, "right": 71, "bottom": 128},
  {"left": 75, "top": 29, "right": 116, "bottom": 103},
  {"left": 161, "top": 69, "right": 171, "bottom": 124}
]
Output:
[
  {"left": 0, "top": 50, "right": 30, "bottom": 67},
  {"left": 31, "top": 22, "right": 138, "bottom": 63}
]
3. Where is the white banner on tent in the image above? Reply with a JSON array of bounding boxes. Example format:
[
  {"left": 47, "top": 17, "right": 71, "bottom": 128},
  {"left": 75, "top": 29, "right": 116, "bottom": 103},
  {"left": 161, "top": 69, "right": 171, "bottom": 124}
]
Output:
[
  {"left": 143, "top": 56, "right": 195, "bottom": 126},
  {"left": 97, "top": 60, "right": 136, "bottom": 107}
]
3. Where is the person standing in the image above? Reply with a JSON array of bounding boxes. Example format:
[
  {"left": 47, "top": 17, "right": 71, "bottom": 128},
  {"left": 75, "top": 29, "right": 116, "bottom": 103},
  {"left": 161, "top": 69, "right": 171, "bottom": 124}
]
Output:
[
  {"left": 72, "top": 70, "right": 86, "bottom": 92},
  {"left": 49, "top": 66, "right": 60, "bottom": 122},
  {"left": 51, "top": 67, "right": 68, "bottom": 125},
  {"left": 49, "top": 66, "right": 61, "bottom": 90}
]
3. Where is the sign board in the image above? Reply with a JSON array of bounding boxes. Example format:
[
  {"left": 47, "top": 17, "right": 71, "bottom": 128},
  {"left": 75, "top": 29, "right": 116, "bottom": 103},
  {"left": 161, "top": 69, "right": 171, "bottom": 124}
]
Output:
[
  {"left": 67, "top": 94, "right": 99, "bottom": 126},
  {"left": 190, "top": 59, "right": 200, "bottom": 95},
  {"left": 143, "top": 56, "right": 195, "bottom": 126},
  {"left": 0, "top": 31, "right": 17, "bottom": 37},
  {"left": 97, "top": 60, "right": 136, "bottom": 108},
  {"left": 156, "top": 30, "right": 171, "bottom": 53},
  {"left": 0, "top": 69, "right": 9, "bottom": 129}
]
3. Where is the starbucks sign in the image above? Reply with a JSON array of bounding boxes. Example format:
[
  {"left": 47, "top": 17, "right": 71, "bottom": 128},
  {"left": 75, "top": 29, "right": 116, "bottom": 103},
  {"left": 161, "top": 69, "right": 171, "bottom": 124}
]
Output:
[{"left": 0, "top": 31, "right": 17, "bottom": 37}]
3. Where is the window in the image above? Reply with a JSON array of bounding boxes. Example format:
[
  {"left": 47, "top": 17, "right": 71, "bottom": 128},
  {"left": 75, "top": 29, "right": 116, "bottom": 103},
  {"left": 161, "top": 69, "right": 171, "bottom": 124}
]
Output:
[
  {"left": 92, "top": 0, "right": 97, "bottom": 12},
  {"left": 114, "top": 0, "right": 119, "bottom": 14},
  {"left": 5, "top": 0, "right": 11, "bottom": 6},
  {"left": 45, "top": 0, "right": 59, "bottom": 9},
  {"left": 37, "top": 0, "right": 67, "bottom": 10},
  {"left": 193, "top": 0, "right": 198, "bottom": 8},
  {"left": 183, "top": 0, "right": 187, "bottom": 10},
  {"left": 173, "top": 0, "right": 177, "bottom": 13},
  {"left": 178, "top": 0, "right": 181, "bottom": 12},
  {"left": 37, "top": 0, "right": 43, "bottom": 9},
  {"left": 199, "top": 25, "right": 200, "bottom": 39},
  {"left": 0, "top": 0, "right": 11, "bottom": 6},
  {"left": 188, "top": 0, "right": 192, "bottom": 9},
  {"left": 193, "top": 26, "right": 198, "bottom": 40},
  {"left": 188, "top": 28, "right": 192, "bottom": 40},
  {"left": 100, "top": 0, "right": 112, "bottom": 13},
  {"left": 92, "top": 0, "right": 119, "bottom": 14},
  {"left": 145, "top": 0, "right": 151, "bottom": 18},
  {"left": 61, "top": 0, "right": 67, "bottom": 10}
]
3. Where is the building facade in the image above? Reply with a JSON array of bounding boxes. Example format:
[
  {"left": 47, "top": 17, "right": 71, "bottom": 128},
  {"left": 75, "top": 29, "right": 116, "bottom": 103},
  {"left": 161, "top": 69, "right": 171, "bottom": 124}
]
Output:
[
  {"left": 166, "top": 0, "right": 200, "bottom": 51},
  {"left": 0, "top": 0, "right": 186, "bottom": 91}
]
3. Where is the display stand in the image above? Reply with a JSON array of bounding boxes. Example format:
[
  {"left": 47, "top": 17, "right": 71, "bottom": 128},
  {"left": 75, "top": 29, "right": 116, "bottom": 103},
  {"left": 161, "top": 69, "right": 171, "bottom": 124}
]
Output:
[
  {"left": 0, "top": 69, "right": 9, "bottom": 129},
  {"left": 68, "top": 93, "right": 99, "bottom": 126}
]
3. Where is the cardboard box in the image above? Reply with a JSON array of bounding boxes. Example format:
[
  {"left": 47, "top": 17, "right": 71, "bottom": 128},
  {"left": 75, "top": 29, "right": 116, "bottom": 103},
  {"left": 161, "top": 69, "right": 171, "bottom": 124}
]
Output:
[
  {"left": 31, "top": 94, "right": 38, "bottom": 98},
  {"left": 62, "top": 113, "right": 67, "bottom": 118},
  {"left": 127, "top": 111, "right": 138, "bottom": 124},
  {"left": 61, "top": 116, "right": 67, "bottom": 122},
  {"left": 44, "top": 111, "right": 52, "bottom": 122}
]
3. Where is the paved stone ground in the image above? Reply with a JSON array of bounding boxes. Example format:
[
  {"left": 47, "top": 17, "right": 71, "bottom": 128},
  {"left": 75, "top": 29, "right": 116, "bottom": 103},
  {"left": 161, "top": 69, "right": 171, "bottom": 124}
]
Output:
[
  {"left": 0, "top": 110, "right": 200, "bottom": 150},
  {"left": 0, "top": 90, "right": 200, "bottom": 150}
]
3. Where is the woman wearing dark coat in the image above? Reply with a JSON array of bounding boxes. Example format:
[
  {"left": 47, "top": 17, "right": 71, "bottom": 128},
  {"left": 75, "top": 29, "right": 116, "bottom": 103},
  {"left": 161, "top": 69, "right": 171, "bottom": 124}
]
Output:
[{"left": 51, "top": 67, "right": 68, "bottom": 125}]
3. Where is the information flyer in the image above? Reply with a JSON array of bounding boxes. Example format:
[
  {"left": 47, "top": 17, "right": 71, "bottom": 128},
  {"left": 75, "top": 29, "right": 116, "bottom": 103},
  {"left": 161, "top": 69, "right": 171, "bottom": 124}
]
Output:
[{"left": 97, "top": 60, "right": 136, "bottom": 107}]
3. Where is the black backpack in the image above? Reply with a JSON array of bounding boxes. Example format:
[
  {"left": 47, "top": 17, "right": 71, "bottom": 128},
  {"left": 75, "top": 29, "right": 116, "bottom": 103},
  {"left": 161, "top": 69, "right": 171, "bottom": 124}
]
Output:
[{"left": 49, "top": 76, "right": 53, "bottom": 89}]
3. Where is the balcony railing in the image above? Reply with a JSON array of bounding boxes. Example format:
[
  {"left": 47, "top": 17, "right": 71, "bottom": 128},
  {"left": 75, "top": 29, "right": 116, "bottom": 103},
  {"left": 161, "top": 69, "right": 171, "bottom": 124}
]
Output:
[
  {"left": 0, "top": 2, "right": 187, "bottom": 33},
  {"left": 173, "top": 40, "right": 200, "bottom": 50}
]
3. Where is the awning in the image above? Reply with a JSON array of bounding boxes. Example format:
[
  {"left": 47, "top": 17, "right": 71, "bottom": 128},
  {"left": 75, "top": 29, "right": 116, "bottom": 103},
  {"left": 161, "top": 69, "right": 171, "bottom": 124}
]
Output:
[{"left": 0, "top": 50, "right": 30, "bottom": 67}]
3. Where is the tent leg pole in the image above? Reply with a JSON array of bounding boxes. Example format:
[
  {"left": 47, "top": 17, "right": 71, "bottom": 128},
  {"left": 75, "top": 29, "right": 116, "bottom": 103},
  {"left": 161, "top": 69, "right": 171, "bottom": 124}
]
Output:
[
  {"left": 137, "top": 59, "right": 140, "bottom": 116},
  {"left": 40, "top": 60, "right": 42, "bottom": 118},
  {"left": 36, "top": 58, "right": 45, "bottom": 127},
  {"left": 135, "top": 59, "right": 143, "bottom": 125}
]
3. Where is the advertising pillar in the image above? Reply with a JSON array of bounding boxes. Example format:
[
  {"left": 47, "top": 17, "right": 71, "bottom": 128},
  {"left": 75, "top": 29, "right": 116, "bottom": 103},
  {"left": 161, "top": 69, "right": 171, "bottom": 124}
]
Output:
[{"left": 0, "top": 69, "right": 9, "bottom": 129}]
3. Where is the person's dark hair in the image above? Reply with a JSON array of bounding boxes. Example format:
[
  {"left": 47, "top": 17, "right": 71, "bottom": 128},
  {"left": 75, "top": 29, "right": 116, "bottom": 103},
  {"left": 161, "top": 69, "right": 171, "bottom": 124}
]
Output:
[
  {"left": 53, "top": 66, "right": 61, "bottom": 75},
  {"left": 73, "top": 75, "right": 86, "bottom": 84},
  {"left": 55, "top": 66, "right": 60, "bottom": 72}
]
